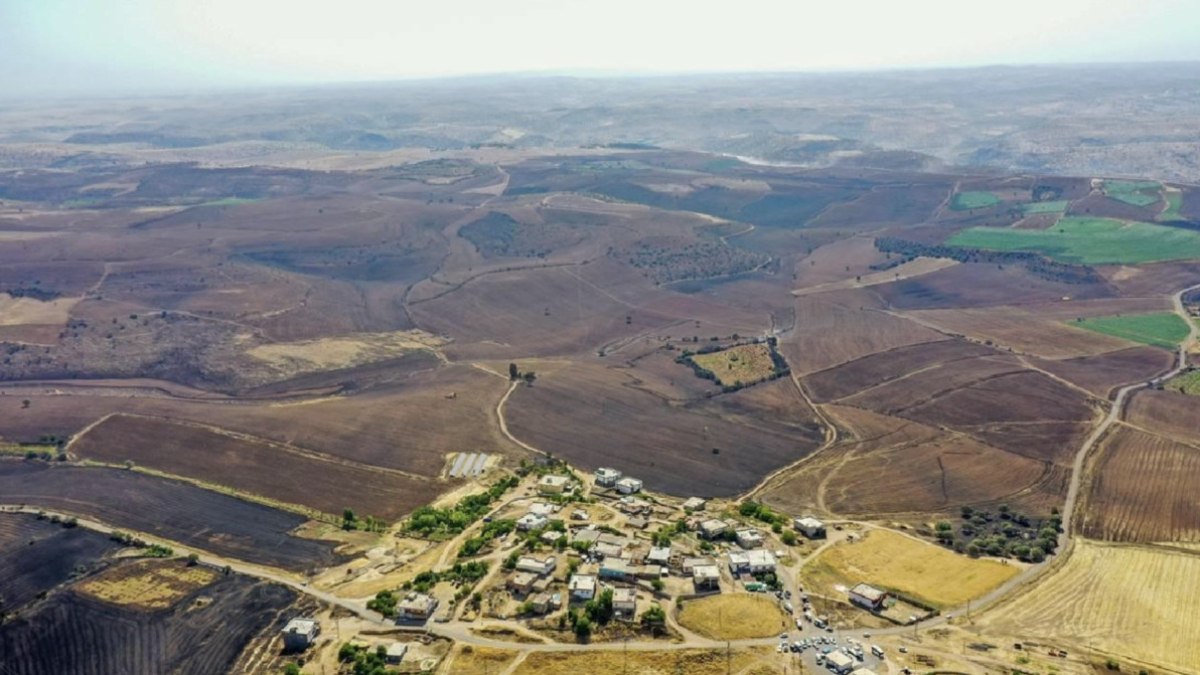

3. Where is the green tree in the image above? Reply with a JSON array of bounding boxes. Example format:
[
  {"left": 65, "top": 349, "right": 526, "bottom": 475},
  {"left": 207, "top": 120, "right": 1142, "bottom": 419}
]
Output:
[
  {"left": 573, "top": 615, "right": 592, "bottom": 640},
  {"left": 780, "top": 530, "right": 797, "bottom": 546},
  {"left": 283, "top": 664, "right": 301, "bottom": 675},
  {"left": 508, "top": 363, "right": 519, "bottom": 380}
]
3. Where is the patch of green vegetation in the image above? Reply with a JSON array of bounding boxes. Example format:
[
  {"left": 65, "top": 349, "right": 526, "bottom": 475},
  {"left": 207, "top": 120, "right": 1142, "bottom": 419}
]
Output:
[
  {"left": 1166, "top": 369, "right": 1200, "bottom": 395},
  {"left": 947, "top": 216, "right": 1200, "bottom": 264},
  {"left": 404, "top": 476, "right": 520, "bottom": 539},
  {"left": 1104, "top": 180, "right": 1161, "bottom": 207},
  {"left": 950, "top": 191, "right": 1002, "bottom": 211},
  {"left": 1021, "top": 200, "right": 1069, "bottom": 215},
  {"left": 199, "top": 197, "right": 258, "bottom": 207},
  {"left": 1160, "top": 189, "right": 1185, "bottom": 222},
  {"left": 1072, "top": 312, "right": 1190, "bottom": 349}
]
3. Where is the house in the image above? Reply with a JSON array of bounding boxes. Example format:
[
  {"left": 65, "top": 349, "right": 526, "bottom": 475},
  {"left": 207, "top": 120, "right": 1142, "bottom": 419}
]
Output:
[
  {"left": 529, "top": 592, "right": 561, "bottom": 615},
  {"left": 538, "top": 474, "right": 571, "bottom": 495},
  {"left": 396, "top": 592, "right": 439, "bottom": 621},
  {"left": 627, "top": 516, "right": 649, "bottom": 530},
  {"left": 595, "top": 467, "right": 622, "bottom": 487},
  {"left": 826, "top": 651, "right": 855, "bottom": 674},
  {"left": 618, "top": 497, "right": 650, "bottom": 515},
  {"left": 632, "top": 564, "right": 663, "bottom": 580},
  {"left": 612, "top": 587, "right": 638, "bottom": 619},
  {"left": 735, "top": 528, "right": 764, "bottom": 549},
  {"left": 508, "top": 571, "right": 538, "bottom": 595},
  {"left": 615, "top": 476, "right": 643, "bottom": 494},
  {"left": 728, "top": 549, "right": 776, "bottom": 574},
  {"left": 681, "top": 556, "right": 716, "bottom": 574},
  {"left": 569, "top": 574, "right": 597, "bottom": 601},
  {"left": 591, "top": 533, "right": 628, "bottom": 559},
  {"left": 848, "top": 583, "right": 889, "bottom": 611},
  {"left": 385, "top": 643, "right": 407, "bottom": 664},
  {"left": 794, "top": 516, "right": 827, "bottom": 539},
  {"left": 540, "top": 530, "right": 562, "bottom": 544},
  {"left": 647, "top": 546, "right": 672, "bottom": 567},
  {"left": 682, "top": 497, "right": 707, "bottom": 511},
  {"left": 280, "top": 618, "right": 319, "bottom": 652},
  {"left": 516, "top": 512, "right": 548, "bottom": 531},
  {"left": 571, "top": 508, "right": 590, "bottom": 521},
  {"left": 572, "top": 527, "right": 601, "bottom": 546},
  {"left": 692, "top": 564, "right": 721, "bottom": 591},
  {"left": 698, "top": 518, "right": 728, "bottom": 540},
  {"left": 515, "top": 555, "right": 556, "bottom": 576},
  {"left": 599, "top": 559, "right": 632, "bottom": 580}
]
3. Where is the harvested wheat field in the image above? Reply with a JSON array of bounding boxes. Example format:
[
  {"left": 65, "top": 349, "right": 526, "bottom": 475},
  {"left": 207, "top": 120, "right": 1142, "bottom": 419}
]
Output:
[
  {"left": 801, "top": 529, "right": 1019, "bottom": 609},
  {"left": 443, "top": 645, "right": 519, "bottom": 675},
  {"left": 689, "top": 342, "right": 777, "bottom": 386},
  {"left": 676, "top": 594, "right": 789, "bottom": 639},
  {"left": 515, "top": 647, "right": 779, "bottom": 675},
  {"left": 981, "top": 540, "right": 1200, "bottom": 674},
  {"left": 76, "top": 559, "right": 219, "bottom": 610},
  {"left": 1081, "top": 425, "right": 1200, "bottom": 544}
]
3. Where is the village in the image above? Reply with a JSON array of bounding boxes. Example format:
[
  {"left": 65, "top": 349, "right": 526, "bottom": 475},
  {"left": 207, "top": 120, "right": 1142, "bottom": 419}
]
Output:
[{"left": 279, "top": 461, "right": 951, "bottom": 675}]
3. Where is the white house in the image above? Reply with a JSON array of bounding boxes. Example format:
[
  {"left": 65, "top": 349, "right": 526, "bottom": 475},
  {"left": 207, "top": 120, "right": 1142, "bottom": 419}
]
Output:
[
  {"left": 612, "top": 587, "right": 638, "bottom": 618},
  {"left": 615, "top": 476, "right": 643, "bottom": 494},
  {"left": 516, "top": 512, "right": 548, "bottom": 531},
  {"left": 538, "top": 474, "right": 571, "bottom": 495},
  {"left": 827, "top": 651, "right": 855, "bottom": 674},
  {"left": 728, "top": 549, "right": 776, "bottom": 574},
  {"left": 281, "top": 618, "right": 319, "bottom": 652},
  {"left": 735, "top": 528, "right": 764, "bottom": 549},
  {"left": 515, "top": 555, "right": 556, "bottom": 576},
  {"left": 595, "top": 467, "right": 622, "bottom": 487},
  {"left": 568, "top": 574, "right": 597, "bottom": 601},
  {"left": 396, "top": 592, "right": 438, "bottom": 621},
  {"left": 794, "top": 516, "right": 826, "bottom": 539},
  {"left": 698, "top": 518, "right": 728, "bottom": 540},
  {"left": 647, "top": 546, "right": 672, "bottom": 567},
  {"left": 848, "top": 583, "right": 888, "bottom": 611},
  {"left": 682, "top": 497, "right": 707, "bottom": 511},
  {"left": 692, "top": 564, "right": 721, "bottom": 591}
]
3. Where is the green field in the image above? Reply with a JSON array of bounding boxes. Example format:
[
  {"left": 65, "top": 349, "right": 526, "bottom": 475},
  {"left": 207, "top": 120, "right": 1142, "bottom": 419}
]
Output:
[
  {"left": 1160, "top": 190, "right": 1185, "bottom": 222},
  {"left": 950, "top": 191, "right": 1002, "bottom": 211},
  {"left": 1104, "top": 179, "right": 1161, "bottom": 207},
  {"left": 947, "top": 216, "right": 1200, "bottom": 264},
  {"left": 1021, "top": 200, "right": 1069, "bottom": 215},
  {"left": 1072, "top": 312, "right": 1190, "bottom": 349},
  {"left": 1166, "top": 369, "right": 1200, "bottom": 395}
]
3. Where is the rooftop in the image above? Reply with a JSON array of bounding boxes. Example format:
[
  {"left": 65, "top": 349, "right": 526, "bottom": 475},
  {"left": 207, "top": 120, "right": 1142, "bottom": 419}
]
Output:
[{"left": 850, "top": 583, "right": 887, "bottom": 601}]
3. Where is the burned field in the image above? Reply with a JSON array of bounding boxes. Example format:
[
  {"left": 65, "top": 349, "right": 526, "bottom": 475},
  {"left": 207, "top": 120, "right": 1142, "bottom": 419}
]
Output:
[
  {"left": 0, "top": 513, "right": 124, "bottom": 613},
  {"left": 0, "top": 461, "right": 343, "bottom": 571},
  {"left": 0, "top": 559, "right": 297, "bottom": 675}
]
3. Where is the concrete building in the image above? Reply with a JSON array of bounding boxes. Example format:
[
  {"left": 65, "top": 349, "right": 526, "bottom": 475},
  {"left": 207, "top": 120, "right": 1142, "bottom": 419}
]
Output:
[
  {"left": 728, "top": 549, "right": 776, "bottom": 574},
  {"left": 627, "top": 516, "right": 649, "bottom": 530},
  {"left": 698, "top": 518, "right": 729, "bottom": 540},
  {"left": 794, "top": 516, "right": 827, "bottom": 539},
  {"left": 508, "top": 571, "right": 538, "bottom": 595},
  {"left": 599, "top": 559, "right": 632, "bottom": 580},
  {"left": 615, "top": 476, "right": 643, "bottom": 494},
  {"left": 827, "top": 651, "right": 855, "bottom": 674},
  {"left": 848, "top": 583, "right": 888, "bottom": 611},
  {"left": 692, "top": 564, "right": 721, "bottom": 591},
  {"left": 569, "top": 573, "right": 597, "bottom": 601},
  {"left": 516, "top": 512, "right": 548, "bottom": 531},
  {"left": 735, "top": 527, "right": 764, "bottom": 549},
  {"left": 682, "top": 497, "right": 707, "bottom": 511},
  {"left": 612, "top": 587, "right": 638, "bottom": 619},
  {"left": 647, "top": 546, "right": 672, "bottom": 567},
  {"left": 595, "top": 467, "right": 622, "bottom": 487},
  {"left": 529, "top": 592, "right": 562, "bottom": 615},
  {"left": 538, "top": 474, "right": 571, "bottom": 495},
  {"left": 385, "top": 643, "right": 407, "bottom": 664},
  {"left": 396, "top": 592, "right": 439, "bottom": 621},
  {"left": 280, "top": 618, "right": 319, "bottom": 652},
  {"left": 515, "top": 555, "right": 556, "bottom": 576},
  {"left": 681, "top": 556, "right": 716, "bottom": 574}
]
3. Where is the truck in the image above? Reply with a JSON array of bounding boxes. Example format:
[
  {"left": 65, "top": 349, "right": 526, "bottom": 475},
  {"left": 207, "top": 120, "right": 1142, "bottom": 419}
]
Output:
[{"left": 871, "top": 645, "right": 884, "bottom": 658}]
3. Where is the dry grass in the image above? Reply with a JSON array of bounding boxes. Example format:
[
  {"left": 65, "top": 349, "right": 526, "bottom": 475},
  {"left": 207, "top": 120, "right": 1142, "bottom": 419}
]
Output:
[
  {"left": 690, "top": 343, "right": 776, "bottom": 387},
  {"left": 801, "top": 529, "right": 1019, "bottom": 609},
  {"left": 76, "top": 560, "right": 218, "bottom": 610},
  {"left": 246, "top": 329, "right": 445, "bottom": 374},
  {"left": 514, "top": 647, "right": 778, "bottom": 675},
  {"left": 676, "top": 594, "right": 789, "bottom": 640},
  {"left": 444, "top": 645, "right": 519, "bottom": 675},
  {"left": 792, "top": 257, "right": 958, "bottom": 296},
  {"left": 981, "top": 539, "right": 1200, "bottom": 674},
  {"left": 0, "top": 294, "right": 80, "bottom": 326}
]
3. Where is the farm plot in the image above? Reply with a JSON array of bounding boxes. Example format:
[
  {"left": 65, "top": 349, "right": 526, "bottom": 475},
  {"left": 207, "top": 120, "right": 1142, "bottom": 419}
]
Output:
[
  {"left": 71, "top": 414, "right": 444, "bottom": 521},
  {"left": 1103, "top": 179, "right": 1162, "bottom": 207},
  {"left": 0, "top": 513, "right": 123, "bottom": 612},
  {"left": 504, "top": 361, "right": 823, "bottom": 497},
  {"left": 677, "top": 594, "right": 790, "bottom": 639},
  {"left": 902, "top": 306, "right": 1137, "bottom": 359},
  {"left": 686, "top": 342, "right": 784, "bottom": 388},
  {"left": 950, "top": 191, "right": 1001, "bottom": 210},
  {"left": 1020, "top": 200, "right": 1069, "bottom": 215},
  {"left": 1072, "top": 311, "right": 1190, "bottom": 349},
  {"left": 946, "top": 216, "right": 1200, "bottom": 265},
  {"left": 0, "top": 461, "right": 344, "bottom": 571},
  {"left": 0, "top": 570, "right": 297, "bottom": 675},
  {"left": 76, "top": 559, "right": 219, "bottom": 610},
  {"left": 1082, "top": 425, "right": 1200, "bottom": 544},
  {"left": 514, "top": 647, "right": 775, "bottom": 675},
  {"left": 801, "top": 528, "right": 1018, "bottom": 610},
  {"left": 1166, "top": 369, "right": 1200, "bottom": 395},
  {"left": 803, "top": 340, "right": 996, "bottom": 403},
  {"left": 1032, "top": 346, "right": 1172, "bottom": 398},
  {"left": 980, "top": 539, "right": 1200, "bottom": 674}
]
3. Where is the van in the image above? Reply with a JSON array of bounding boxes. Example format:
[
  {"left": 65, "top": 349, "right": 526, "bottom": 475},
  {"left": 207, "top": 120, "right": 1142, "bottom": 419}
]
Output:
[{"left": 870, "top": 645, "right": 884, "bottom": 658}]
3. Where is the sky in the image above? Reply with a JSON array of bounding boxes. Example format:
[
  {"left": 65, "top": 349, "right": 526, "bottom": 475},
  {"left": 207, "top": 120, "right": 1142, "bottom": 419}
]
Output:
[{"left": 2, "top": 0, "right": 1199, "bottom": 96}]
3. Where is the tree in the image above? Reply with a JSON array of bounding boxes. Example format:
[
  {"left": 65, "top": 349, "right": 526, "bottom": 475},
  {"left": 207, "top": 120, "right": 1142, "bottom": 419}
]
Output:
[
  {"left": 651, "top": 578, "right": 664, "bottom": 592},
  {"left": 780, "top": 530, "right": 797, "bottom": 546},
  {"left": 283, "top": 664, "right": 302, "bottom": 675},
  {"left": 573, "top": 615, "right": 592, "bottom": 640},
  {"left": 508, "top": 363, "right": 519, "bottom": 380},
  {"left": 185, "top": 553, "right": 199, "bottom": 566},
  {"left": 522, "top": 371, "right": 536, "bottom": 384}
]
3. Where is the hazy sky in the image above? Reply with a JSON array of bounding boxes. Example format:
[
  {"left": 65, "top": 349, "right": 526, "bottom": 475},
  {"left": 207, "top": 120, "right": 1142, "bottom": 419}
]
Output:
[{"left": 3, "top": 0, "right": 1199, "bottom": 96}]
